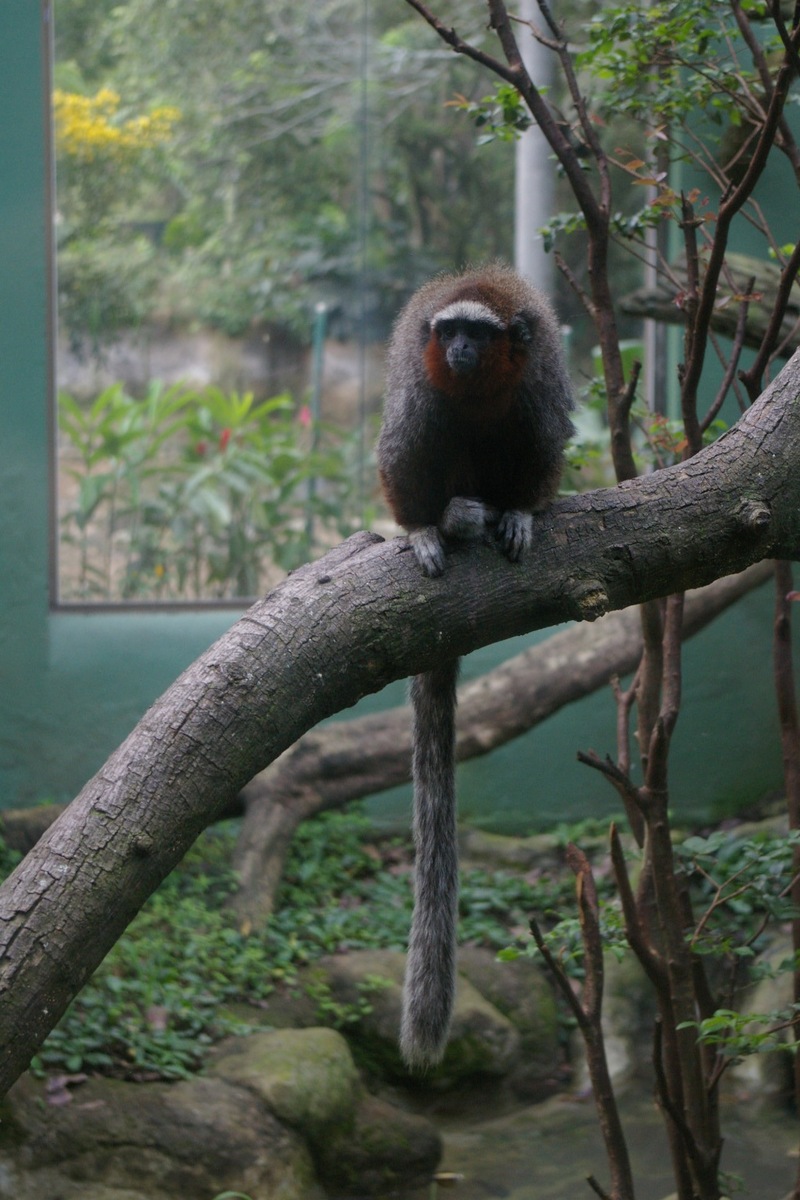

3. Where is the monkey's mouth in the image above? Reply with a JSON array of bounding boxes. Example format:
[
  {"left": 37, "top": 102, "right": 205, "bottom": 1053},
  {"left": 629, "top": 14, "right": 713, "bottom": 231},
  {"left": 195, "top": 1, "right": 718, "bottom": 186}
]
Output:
[{"left": 447, "top": 353, "right": 478, "bottom": 375}]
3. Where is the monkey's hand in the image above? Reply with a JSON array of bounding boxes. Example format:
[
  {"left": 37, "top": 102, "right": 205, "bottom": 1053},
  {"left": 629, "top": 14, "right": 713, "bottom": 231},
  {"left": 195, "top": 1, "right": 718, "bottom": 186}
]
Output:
[
  {"left": 497, "top": 509, "right": 534, "bottom": 562},
  {"left": 440, "top": 497, "right": 498, "bottom": 542},
  {"left": 409, "top": 500, "right": 511, "bottom": 575},
  {"left": 408, "top": 526, "right": 446, "bottom": 577}
]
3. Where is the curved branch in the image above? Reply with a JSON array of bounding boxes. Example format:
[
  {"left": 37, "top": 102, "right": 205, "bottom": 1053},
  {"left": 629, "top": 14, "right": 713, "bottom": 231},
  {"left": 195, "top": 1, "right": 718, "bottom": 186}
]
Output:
[
  {"left": 230, "top": 560, "right": 769, "bottom": 926},
  {"left": 1, "top": 354, "right": 800, "bottom": 1093}
]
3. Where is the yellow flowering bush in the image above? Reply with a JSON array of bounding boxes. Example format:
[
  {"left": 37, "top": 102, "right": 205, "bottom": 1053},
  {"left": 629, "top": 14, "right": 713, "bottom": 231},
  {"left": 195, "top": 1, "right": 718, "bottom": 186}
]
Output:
[{"left": 53, "top": 87, "right": 180, "bottom": 165}]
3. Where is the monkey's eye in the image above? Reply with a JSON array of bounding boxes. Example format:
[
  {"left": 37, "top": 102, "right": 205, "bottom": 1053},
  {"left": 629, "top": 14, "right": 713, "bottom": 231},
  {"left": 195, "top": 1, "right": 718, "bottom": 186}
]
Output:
[
  {"left": 435, "top": 320, "right": 460, "bottom": 342},
  {"left": 436, "top": 319, "right": 496, "bottom": 344},
  {"left": 509, "top": 314, "right": 535, "bottom": 344}
]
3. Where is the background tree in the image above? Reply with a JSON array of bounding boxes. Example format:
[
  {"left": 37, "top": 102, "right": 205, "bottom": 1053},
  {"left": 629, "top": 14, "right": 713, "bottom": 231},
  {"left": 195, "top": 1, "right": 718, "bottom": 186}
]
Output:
[{"left": 53, "top": 0, "right": 520, "bottom": 340}]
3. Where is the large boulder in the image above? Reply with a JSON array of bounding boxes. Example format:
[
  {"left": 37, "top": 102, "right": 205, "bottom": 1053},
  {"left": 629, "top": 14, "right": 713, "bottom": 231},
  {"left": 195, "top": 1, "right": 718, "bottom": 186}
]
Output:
[
  {"left": 729, "top": 935, "right": 796, "bottom": 1107},
  {"left": 0, "top": 1071, "right": 319, "bottom": 1200},
  {"left": 0, "top": 1028, "right": 441, "bottom": 1200},
  {"left": 210, "top": 1027, "right": 361, "bottom": 1143},
  {"left": 457, "top": 946, "right": 562, "bottom": 1099},
  {"left": 313, "top": 1091, "right": 442, "bottom": 1196}
]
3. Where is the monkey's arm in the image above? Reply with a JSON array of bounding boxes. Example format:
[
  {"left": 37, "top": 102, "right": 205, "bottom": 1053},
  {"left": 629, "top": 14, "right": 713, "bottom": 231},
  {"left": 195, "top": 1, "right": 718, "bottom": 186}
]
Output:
[{"left": 491, "top": 430, "right": 568, "bottom": 562}]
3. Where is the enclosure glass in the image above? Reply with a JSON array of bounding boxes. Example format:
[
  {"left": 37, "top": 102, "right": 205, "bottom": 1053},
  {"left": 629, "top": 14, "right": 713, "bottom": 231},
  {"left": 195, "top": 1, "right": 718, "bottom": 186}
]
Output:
[{"left": 51, "top": 0, "right": 516, "bottom": 604}]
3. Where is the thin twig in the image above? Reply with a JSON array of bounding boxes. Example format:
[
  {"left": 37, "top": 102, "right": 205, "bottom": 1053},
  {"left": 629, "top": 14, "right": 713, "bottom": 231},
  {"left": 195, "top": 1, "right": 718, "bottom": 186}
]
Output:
[
  {"left": 577, "top": 749, "right": 647, "bottom": 818},
  {"left": 554, "top": 250, "right": 596, "bottom": 318},
  {"left": 740, "top": 239, "right": 800, "bottom": 399},
  {"left": 586, "top": 1175, "right": 612, "bottom": 1200},
  {"left": 701, "top": 277, "right": 753, "bottom": 432}
]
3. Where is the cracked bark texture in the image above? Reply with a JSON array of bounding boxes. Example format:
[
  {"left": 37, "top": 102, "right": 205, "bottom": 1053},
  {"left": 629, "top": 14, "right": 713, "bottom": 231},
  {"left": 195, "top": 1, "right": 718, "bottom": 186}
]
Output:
[{"left": 1, "top": 352, "right": 800, "bottom": 1093}]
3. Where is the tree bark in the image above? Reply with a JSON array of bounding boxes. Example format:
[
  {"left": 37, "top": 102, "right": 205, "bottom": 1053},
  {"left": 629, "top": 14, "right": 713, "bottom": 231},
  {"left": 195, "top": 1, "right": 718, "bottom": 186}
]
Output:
[
  {"left": 1, "top": 353, "right": 800, "bottom": 1094},
  {"left": 1, "top": 563, "right": 768, "bottom": 925}
]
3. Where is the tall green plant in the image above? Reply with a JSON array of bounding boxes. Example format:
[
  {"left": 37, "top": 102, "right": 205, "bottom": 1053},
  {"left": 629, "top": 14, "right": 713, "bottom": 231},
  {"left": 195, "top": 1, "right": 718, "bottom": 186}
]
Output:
[{"left": 58, "top": 382, "right": 364, "bottom": 601}]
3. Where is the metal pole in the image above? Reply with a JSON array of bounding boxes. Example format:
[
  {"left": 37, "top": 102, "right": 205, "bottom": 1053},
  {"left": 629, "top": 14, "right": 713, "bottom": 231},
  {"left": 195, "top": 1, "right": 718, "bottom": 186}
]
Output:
[{"left": 514, "top": 0, "right": 554, "bottom": 293}]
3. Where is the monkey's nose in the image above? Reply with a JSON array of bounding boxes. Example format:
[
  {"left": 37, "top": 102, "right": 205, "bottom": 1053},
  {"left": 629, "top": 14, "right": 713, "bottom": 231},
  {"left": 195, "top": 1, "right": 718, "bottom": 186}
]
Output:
[{"left": 447, "top": 344, "right": 478, "bottom": 374}]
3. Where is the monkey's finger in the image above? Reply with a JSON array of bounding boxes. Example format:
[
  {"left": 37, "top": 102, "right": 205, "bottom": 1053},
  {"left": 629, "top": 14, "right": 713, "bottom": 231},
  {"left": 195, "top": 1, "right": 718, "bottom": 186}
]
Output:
[
  {"left": 409, "top": 527, "right": 446, "bottom": 577},
  {"left": 497, "top": 509, "right": 533, "bottom": 562}
]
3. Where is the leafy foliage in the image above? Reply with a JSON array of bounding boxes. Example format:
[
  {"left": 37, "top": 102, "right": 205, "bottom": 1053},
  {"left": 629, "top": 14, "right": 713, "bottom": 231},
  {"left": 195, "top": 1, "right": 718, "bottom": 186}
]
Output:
[
  {"left": 451, "top": 83, "right": 533, "bottom": 144},
  {"left": 57, "top": 382, "right": 365, "bottom": 600},
  {"left": 521, "top": 823, "right": 800, "bottom": 1066},
  {"left": 53, "top": 0, "right": 517, "bottom": 338},
  {"left": 678, "top": 827, "right": 800, "bottom": 959},
  {"left": 15, "top": 808, "right": 586, "bottom": 1081},
  {"left": 577, "top": 0, "right": 753, "bottom": 129}
]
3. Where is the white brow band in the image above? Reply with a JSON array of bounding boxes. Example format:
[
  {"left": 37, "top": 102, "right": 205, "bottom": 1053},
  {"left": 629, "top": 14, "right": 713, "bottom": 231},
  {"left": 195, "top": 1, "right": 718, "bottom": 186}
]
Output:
[{"left": 431, "top": 300, "right": 506, "bottom": 329}]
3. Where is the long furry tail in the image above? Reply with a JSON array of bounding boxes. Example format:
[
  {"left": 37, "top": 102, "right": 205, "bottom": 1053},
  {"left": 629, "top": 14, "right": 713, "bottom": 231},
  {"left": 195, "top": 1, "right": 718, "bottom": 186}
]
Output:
[{"left": 400, "top": 658, "right": 460, "bottom": 1069}]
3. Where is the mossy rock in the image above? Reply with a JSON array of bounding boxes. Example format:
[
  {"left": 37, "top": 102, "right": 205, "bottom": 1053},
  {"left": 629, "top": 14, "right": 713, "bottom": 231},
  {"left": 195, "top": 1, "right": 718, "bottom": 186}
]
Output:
[
  {"left": 313, "top": 1091, "right": 441, "bottom": 1195},
  {"left": 315, "top": 949, "right": 523, "bottom": 1086},
  {"left": 1, "top": 1072, "right": 320, "bottom": 1200},
  {"left": 211, "top": 1027, "right": 361, "bottom": 1142}
]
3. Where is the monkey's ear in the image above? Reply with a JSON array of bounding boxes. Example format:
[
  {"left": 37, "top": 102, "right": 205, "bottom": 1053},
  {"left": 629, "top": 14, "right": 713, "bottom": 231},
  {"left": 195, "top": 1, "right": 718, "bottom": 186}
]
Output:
[{"left": 508, "top": 313, "right": 536, "bottom": 344}]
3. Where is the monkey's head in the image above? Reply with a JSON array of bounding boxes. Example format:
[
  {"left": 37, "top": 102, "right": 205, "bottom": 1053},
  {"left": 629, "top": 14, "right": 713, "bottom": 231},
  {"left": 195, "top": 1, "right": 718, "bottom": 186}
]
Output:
[{"left": 422, "top": 289, "right": 535, "bottom": 408}]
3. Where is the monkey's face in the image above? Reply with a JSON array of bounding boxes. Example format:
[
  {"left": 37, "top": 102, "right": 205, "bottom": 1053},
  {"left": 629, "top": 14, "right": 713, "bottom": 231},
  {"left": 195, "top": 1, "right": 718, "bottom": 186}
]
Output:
[
  {"left": 429, "top": 299, "right": 506, "bottom": 377},
  {"left": 435, "top": 318, "right": 498, "bottom": 376},
  {"left": 424, "top": 297, "right": 529, "bottom": 408}
]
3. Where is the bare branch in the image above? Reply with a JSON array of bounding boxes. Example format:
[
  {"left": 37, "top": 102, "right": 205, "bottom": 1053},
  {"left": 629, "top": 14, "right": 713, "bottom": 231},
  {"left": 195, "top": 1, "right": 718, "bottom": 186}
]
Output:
[
  {"left": 701, "top": 279, "right": 753, "bottom": 432},
  {"left": 741, "top": 239, "right": 800, "bottom": 399}
]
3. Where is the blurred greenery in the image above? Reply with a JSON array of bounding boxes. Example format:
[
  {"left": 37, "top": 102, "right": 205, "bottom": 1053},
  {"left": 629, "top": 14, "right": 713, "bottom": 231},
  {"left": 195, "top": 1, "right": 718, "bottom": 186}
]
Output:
[
  {"left": 58, "top": 381, "right": 367, "bottom": 600},
  {"left": 52, "top": 0, "right": 519, "bottom": 342}
]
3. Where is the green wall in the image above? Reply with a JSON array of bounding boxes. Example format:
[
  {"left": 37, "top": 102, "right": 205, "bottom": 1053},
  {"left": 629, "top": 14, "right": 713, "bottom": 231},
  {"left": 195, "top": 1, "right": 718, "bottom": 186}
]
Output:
[
  {"left": 0, "top": 3, "right": 234, "bottom": 806},
  {"left": 0, "top": 2, "right": 791, "bottom": 827}
]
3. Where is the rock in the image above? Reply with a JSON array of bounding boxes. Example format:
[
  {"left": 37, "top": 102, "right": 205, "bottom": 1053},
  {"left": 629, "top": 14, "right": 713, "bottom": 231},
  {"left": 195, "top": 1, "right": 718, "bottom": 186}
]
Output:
[
  {"left": 212, "top": 1026, "right": 441, "bottom": 1195},
  {"left": 457, "top": 946, "right": 562, "bottom": 1100},
  {"left": 210, "top": 1027, "right": 362, "bottom": 1142},
  {"left": 459, "top": 828, "right": 561, "bottom": 871},
  {"left": 1, "top": 1028, "right": 442, "bottom": 1199},
  {"left": 0, "top": 1071, "right": 320, "bottom": 1200},
  {"left": 729, "top": 935, "right": 796, "bottom": 1107},
  {"left": 313, "top": 1091, "right": 441, "bottom": 1196},
  {"left": 315, "top": 949, "right": 522, "bottom": 1086},
  {"left": 310, "top": 949, "right": 405, "bottom": 1069},
  {"left": 571, "top": 951, "right": 654, "bottom": 1093}
]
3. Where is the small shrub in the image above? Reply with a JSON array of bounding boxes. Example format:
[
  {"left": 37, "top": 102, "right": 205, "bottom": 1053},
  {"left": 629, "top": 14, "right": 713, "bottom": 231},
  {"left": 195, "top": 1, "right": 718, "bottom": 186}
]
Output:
[{"left": 58, "top": 382, "right": 366, "bottom": 601}]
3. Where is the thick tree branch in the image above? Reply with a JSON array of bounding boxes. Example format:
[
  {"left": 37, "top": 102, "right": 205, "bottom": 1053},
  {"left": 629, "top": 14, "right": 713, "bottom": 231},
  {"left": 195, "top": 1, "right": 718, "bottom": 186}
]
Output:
[
  {"left": 231, "top": 561, "right": 771, "bottom": 925},
  {"left": 1, "top": 355, "right": 800, "bottom": 1093}
]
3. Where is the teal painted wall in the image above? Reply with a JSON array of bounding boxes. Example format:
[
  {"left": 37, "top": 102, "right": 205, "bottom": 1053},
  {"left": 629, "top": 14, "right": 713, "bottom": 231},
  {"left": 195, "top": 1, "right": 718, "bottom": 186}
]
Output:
[
  {"left": 0, "top": 3, "right": 791, "bottom": 827},
  {"left": 0, "top": 3, "right": 236, "bottom": 806}
]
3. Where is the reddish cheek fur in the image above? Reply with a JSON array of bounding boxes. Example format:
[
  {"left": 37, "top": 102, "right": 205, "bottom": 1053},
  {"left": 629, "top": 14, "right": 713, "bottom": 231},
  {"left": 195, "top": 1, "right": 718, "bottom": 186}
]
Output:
[{"left": 424, "top": 335, "right": 525, "bottom": 417}]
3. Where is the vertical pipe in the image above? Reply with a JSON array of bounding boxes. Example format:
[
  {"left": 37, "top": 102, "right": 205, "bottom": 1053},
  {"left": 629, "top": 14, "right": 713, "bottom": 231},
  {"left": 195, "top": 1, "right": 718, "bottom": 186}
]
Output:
[{"left": 514, "top": 0, "right": 554, "bottom": 293}]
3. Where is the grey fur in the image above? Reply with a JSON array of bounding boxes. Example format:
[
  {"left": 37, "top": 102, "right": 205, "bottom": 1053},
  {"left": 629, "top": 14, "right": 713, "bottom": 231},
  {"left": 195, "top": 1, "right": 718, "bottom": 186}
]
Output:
[
  {"left": 377, "top": 264, "right": 574, "bottom": 1069},
  {"left": 400, "top": 660, "right": 460, "bottom": 1068}
]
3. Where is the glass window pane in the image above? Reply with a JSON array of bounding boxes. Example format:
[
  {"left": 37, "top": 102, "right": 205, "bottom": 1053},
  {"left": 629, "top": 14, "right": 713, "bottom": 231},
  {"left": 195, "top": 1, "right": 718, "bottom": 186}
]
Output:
[{"left": 52, "top": 0, "right": 515, "bottom": 604}]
